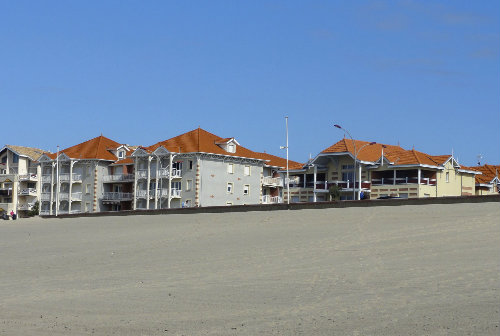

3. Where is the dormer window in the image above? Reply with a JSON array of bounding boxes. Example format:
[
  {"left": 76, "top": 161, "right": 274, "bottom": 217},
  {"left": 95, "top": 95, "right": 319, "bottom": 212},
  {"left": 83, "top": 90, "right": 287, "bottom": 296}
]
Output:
[
  {"left": 118, "top": 151, "right": 125, "bottom": 159},
  {"left": 228, "top": 144, "right": 235, "bottom": 153}
]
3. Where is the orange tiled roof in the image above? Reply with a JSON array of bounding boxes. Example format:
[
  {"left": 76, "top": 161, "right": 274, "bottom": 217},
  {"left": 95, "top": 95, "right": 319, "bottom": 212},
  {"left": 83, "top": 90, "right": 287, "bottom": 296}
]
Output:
[
  {"left": 146, "top": 128, "right": 298, "bottom": 169},
  {"left": 46, "top": 135, "right": 121, "bottom": 161},
  {"left": 321, "top": 138, "right": 451, "bottom": 166},
  {"left": 464, "top": 164, "right": 500, "bottom": 184}
]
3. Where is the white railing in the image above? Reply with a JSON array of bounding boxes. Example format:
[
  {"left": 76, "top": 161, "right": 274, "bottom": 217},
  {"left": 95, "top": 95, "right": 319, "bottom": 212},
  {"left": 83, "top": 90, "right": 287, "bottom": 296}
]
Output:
[
  {"left": 170, "top": 188, "right": 181, "bottom": 198},
  {"left": 135, "top": 190, "right": 148, "bottom": 198},
  {"left": 39, "top": 210, "right": 50, "bottom": 215},
  {"left": 102, "top": 174, "right": 135, "bottom": 182},
  {"left": 58, "top": 210, "right": 69, "bottom": 215},
  {"left": 158, "top": 168, "right": 182, "bottom": 179},
  {"left": 372, "top": 177, "right": 437, "bottom": 186},
  {"left": 71, "top": 192, "right": 83, "bottom": 201},
  {"left": 102, "top": 192, "right": 133, "bottom": 200},
  {"left": 261, "top": 195, "right": 283, "bottom": 204},
  {"left": 70, "top": 209, "right": 82, "bottom": 214},
  {"left": 18, "top": 203, "right": 35, "bottom": 210},
  {"left": 42, "top": 175, "right": 52, "bottom": 182},
  {"left": 72, "top": 174, "right": 82, "bottom": 182},
  {"left": 41, "top": 193, "right": 51, "bottom": 201},
  {"left": 59, "top": 174, "right": 70, "bottom": 182},
  {"left": 19, "top": 173, "right": 38, "bottom": 181},
  {"left": 136, "top": 170, "right": 148, "bottom": 179},
  {"left": 263, "top": 176, "right": 283, "bottom": 187},
  {"left": 18, "top": 188, "right": 37, "bottom": 196},
  {"left": 59, "top": 192, "right": 69, "bottom": 200}
]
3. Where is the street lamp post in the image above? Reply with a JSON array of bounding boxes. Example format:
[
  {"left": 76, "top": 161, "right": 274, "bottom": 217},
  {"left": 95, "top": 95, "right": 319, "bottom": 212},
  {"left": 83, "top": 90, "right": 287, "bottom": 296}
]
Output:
[
  {"left": 280, "top": 116, "right": 290, "bottom": 204},
  {"left": 333, "top": 124, "right": 375, "bottom": 200}
]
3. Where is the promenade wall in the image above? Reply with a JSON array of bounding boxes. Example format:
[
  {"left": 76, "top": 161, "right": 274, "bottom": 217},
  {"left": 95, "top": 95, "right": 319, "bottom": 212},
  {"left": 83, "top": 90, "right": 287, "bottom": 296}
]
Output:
[{"left": 42, "top": 194, "right": 500, "bottom": 219}]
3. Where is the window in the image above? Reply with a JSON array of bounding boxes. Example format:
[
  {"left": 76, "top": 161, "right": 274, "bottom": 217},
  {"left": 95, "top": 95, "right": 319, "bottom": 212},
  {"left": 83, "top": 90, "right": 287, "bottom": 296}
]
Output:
[
  {"left": 171, "top": 181, "right": 181, "bottom": 190},
  {"left": 12, "top": 154, "right": 19, "bottom": 163},
  {"left": 342, "top": 164, "right": 354, "bottom": 170},
  {"left": 227, "top": 163, "right": 234, "bottom": 174},
  {"left": 445, "top": 172, "right": 449, "bottom": 182},
  {"left": 243, "top": 185, "right": 250, "bottom": 195},
  {"left": 186, "top": 179, "right": 193, "bottom": 191},
  {"left": 244, "top": 166, "right": 250, "bottom": 176},
  {"left": 118, "top": 151, "right": 125, "bottom": 159},
  {"left": 173, "top": 161, "right": 183, "bottom": 171},
  {"left": 86, "top": 184, "right": 91, "bottom": 194},
  {"left": 85, "top": 202, "right": 91, "bottom": 212},
  {"left": 342, "top": 172, "right": 354, "bottom": 182},
  {"left": 228, "top": 144, "right": 235, "bottom": 153},
  {"left": 189, "top": 160, "right": 193, "bottom": 170},
  {"left": 399, "top": 193, "right": 408, "bottom": 199},
  {"left": 227, "top": 182, "right": 233, "bottom": 193}
]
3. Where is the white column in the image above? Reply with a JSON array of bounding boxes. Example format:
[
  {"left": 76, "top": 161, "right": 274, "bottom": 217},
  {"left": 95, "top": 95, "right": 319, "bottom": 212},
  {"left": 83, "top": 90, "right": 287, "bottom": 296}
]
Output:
[
  {"left": 146, "top": 156, "right": 151, "bottom": 209},
  {"left": 313, "top": 165, "right": 317, "bottom": 202},
  {"left": 133, "top": 157, "right": 137, "bottom": 210},
  {"left": 168, "top": 153, "right": 173, "bottom": 209},
  {"left": 393, "top": 169, "right": 396, "bottom": 185},
  {"left": 358, "top": 164, "right": 362, "bottom": 200},
  {"left": 154, "top": 156, "right": 159, "bottom": 209},
  {"left": 418, "top": 168, "right": 422, "bottom": 198},
  {"left": 69, "top": 160, "right": 74, "bottom": 213},
  {"left": 50, "top": 164, "right": 54, "bottom": 215}
]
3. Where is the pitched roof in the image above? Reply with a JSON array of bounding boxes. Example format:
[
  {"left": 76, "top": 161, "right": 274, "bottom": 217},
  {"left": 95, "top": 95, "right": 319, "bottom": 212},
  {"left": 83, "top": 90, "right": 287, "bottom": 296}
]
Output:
[
  {"left": 3, "top": 145, "right": 48, "bottom": 161},
  {"left": 464, "top": 164, "right": 500, "bottom": 184},
  {"left": 45, "top": 135, "right": 121, "bottom": 161},
  {"left": 146, "top": 128, "right": 299, "bottom": 169},
  {"left": 321, "top": 138, "right": 451, "bottom": 167}
]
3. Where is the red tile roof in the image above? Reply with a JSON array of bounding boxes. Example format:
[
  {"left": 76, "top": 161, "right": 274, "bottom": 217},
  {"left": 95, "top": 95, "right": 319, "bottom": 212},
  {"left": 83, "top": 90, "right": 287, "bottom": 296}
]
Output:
[
  {"left": 146, "top": 128, "right": 300, "bottom": 169},
  {"left": 463, "top": 164, "right": 500, "bottom": 184},
  {"left": 46, "top": 135, "right": 121, "bottom": 161},
  {"left": 321, "top": 138, "right": 451, "bottom": 166}
]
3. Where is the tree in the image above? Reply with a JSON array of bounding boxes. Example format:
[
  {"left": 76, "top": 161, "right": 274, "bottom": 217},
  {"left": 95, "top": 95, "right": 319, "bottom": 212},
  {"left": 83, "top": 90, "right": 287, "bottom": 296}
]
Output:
[
  {"left": 329, "top": 184, "right": 342, "bottom": 201},
  {"left": 28, "top": 201, "right": 39, "bottom": 217}
]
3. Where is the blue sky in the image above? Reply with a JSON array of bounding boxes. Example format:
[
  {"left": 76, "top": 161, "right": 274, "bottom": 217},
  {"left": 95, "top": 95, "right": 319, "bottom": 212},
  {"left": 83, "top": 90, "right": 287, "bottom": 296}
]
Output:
[{"left": 1, "top": 1, "right": 499, "bottom": 166}]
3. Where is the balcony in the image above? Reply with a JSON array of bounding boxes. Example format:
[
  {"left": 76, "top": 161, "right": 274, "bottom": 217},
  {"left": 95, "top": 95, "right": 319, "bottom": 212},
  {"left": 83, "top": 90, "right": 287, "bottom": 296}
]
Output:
[
  {"left": 42, "top": 175, "right": 52, "bottom": 183},
  {"left": 262, "top": 176, "right": 283, "bottom": 187},
  {"left": 41, "top": 193, "right": 51, "bottom": 201},
  {"left": 58, "top": 173, "right": 81, "bottom": 182},
  {"left": 102, "top": 192, "right": 133, "bottom": 201},
  {"left": 70, "top": 210, "right": 82, "bottom": 214},
  {"left": 261, "top": 195, "right": 282, "bottom": 204},
  {"left": 59, "top": 174, "right": 70, "bottom": 182},
  {"left": 71, "top": 192, "right": 83, "bottom": 201},
  {"left": 18, "top": 188, "right": 37, "bottom": 196},
  {"left": 102, "top": 174, "right": 135, "bottom": 183},
  {"left": 371, "top": 177, "right": 437, "bottom": 186},
  {"left": 39, "top": 210, "right": 50, "bottom": 216},
  {"left": 72, "top": 174, "right": 82, "bottom": 182}
]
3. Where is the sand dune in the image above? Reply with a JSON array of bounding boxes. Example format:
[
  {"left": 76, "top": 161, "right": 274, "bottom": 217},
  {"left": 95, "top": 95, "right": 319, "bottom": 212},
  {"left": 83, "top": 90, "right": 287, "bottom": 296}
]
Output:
[{"left": 0, "top": 202, "right": 499, "bottom": 335}]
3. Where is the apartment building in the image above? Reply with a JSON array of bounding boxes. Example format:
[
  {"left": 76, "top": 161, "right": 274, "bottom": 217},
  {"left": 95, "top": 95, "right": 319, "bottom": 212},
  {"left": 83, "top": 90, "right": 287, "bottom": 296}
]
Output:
[
  {"left": 131, "top": 128, "right": 297, "bottom": 209},
  {"left": 0, "top": 145, "right": 45, "bottom": 217},
  {"left": 284, "top": 138, "right": 480, "bottom": 202},
  {"left": 37, "top": 135, "right": 128, "bottom": 215},
  {"left": 465, "top": 164, "right": 500, "bottom": 195}
]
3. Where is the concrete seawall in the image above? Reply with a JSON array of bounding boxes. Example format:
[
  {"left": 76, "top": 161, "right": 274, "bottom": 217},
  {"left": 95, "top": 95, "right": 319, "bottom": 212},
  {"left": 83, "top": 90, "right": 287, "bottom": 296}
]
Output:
[{"left": 42, "top": 194, "right": 500, "bottom": 219}]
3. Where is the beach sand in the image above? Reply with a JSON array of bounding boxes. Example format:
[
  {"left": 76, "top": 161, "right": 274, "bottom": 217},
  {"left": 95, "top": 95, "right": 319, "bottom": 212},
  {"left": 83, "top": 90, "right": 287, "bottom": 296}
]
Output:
[{"left": 0, "top": 202, "right": 499, "bottom": 335}]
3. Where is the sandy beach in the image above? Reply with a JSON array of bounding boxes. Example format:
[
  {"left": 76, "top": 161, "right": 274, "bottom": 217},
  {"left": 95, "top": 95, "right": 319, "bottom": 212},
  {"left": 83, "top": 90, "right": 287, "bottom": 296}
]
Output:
[{"left": 1, "top": 202, "right": 499, "bottom": 335}]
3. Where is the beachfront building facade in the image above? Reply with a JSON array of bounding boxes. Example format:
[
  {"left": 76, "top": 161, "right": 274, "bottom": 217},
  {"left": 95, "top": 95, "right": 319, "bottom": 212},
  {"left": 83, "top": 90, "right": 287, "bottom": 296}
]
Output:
[
  {"left": 0, "top": 145, "right": 45, "bottom": 217},
  {"left": 283, "top": 138, "right": 480, "bottom": 202},
  {"left": 466, "top": 164, "right": 500, "bottom": 195},
  {"left": 37, "top": 136, "right": 130, "bottom": 215},
  {"left": 131, "top": 128, "right": 295, "bottom": 209}
]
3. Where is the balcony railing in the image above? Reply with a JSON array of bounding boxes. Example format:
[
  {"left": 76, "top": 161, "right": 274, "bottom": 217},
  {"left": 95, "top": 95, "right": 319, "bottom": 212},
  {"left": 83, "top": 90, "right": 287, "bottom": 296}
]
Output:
[
  {"left": 70, "top": 209, "right": 82, "bottom": 214},
  {"left": 18, "top": 188, "right": 37, "bottom": 196},
  {"left": 19, "top": 173, "right": 38, "bottom": 181},
  {"left": 59, "top": 192, "right": 69, "bottom": 200},
  {"left": 41, "top": 193, "right": 51, "bottom": 201},
  {"left": 102, "top": 192, "right": 133, "bottom": 201},
  {"left": 59, "top": 174, "right": 70, "bottom": 182},
  {"left": 158, "top": 168, "right": 182, "bottom": 179},
  {"left": 18, "top": 203, "right": 35, "bottom": 210},
  {"left": 42, "top": 175, "right": 52, "bottom": 183},
  {"left": 72, "top": 174, "right": 82, "bottom": 182},
  {"left": 261, "top": 195, "right": 282, "bottom": 204},
  {"left": 262, "top": 176, "right": 283, "bottom": 187},
  {"left": 39, "top": 210, "right": 50, "bottom": 216},
  {"left": 371, "top": 177, "right": 437, "bottom": 186},
  {"left": 136, "top": 170, "right": 148, "bottom": 179},
  {"left": 71, "top": 192, "right": 83, "bottom": 201},
  {"left": 102, "top": 174, "right": 135, "bottom": 183}
]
